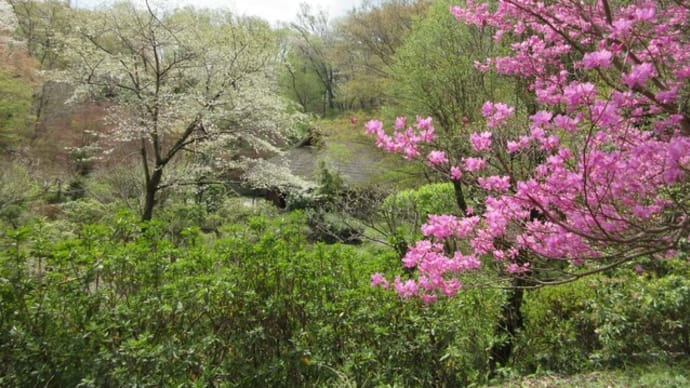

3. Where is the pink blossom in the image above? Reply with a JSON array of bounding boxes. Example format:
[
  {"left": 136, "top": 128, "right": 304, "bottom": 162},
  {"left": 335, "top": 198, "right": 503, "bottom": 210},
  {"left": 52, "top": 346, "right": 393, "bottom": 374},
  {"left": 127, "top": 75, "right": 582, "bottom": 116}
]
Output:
[
  {"left": 455, "top": 216, "right": 480, "bottom": 238},
  {"left": 402, "top": 240, "right": 442, "bottom": 268},
  {"left": 368, "top": 0, "right": 690, "bottom": 301},
  {"left": 530, "top": 126, "right": 546, "bottom": 141},
  {"left": 582, "top": 50, "right": 612, "bottom": 69},
  {"left": 655, "top": 89, "right": 678, "bottom": 104},
  {"left": 470, "top": 131, "right": 493, "bottom": 152},
  {"left": 452, "top": 252, "right": 481, "bottom": 271},
  {"left": 393, "top": 277, "right": 419, "bottom": 298},
  {"left": 478, "top": 175, "right": 511, "bottom": 192},
  {"left": 416, "top": 116, "right": 433, "bottom": 130},
  {"left": 450, "top": 166, "right": 463, "bottom": 180},
  {"left": 552, "top": 114, "right": 579, "bottom": 132},
  {"left": 421, "top": 214, "right": 459, "bottom": 240},
  {"left": 622, "top": 63, "right": 655, "bottom": 88},
  {"left": 506, "top": 262, "right": 530, "bottom": 274},
  {"left": 481, "top": 102, "right": 514, "bottom": 127},
  {"left": 427, "top": 150, "right": 448, "bottom": 166},
  {"left": 563, "top": 82, "right": 596, "bottom": 108},
  {"left": 394, "top": 117, "right": 407, "bottom": 130},
  {"left": 442, "top": 278, "right": 462, "bottom": 297},
  {"left": 463, "top": 157, "right": 486, "bottom": 172},
  {"left": 530, "top": 110, "right": 553, "bottom": 126},
  {"left": 611, "top": 18, "right": 634, "bottom": 38},
  {"left": 371, "top": 273, "right": 389, "bottom": 289},
  {"left": 508, "top": 137, "right": 533, "bottom": 152},
  {"left": 481, "top": 101, "right": 493, "bottom": 117},
  {"left": 634, "top": 6, "right": 656, "bottom": 22},
  {"left": 364, "top": 120, "right": 383, "bottom": 135}
]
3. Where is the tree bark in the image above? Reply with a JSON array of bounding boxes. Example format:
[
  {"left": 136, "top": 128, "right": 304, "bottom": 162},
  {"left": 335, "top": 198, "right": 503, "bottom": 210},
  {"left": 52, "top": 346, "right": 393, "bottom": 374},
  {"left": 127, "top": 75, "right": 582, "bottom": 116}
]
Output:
[
  {"left": 451, "top": 179, "right": 468, "bottom": 214},
  {"left": 489, "top": 278, "right": 525, "bottom": 375},
  {"left": 142, "top": 167, "right": 163, "bottom": 221}
]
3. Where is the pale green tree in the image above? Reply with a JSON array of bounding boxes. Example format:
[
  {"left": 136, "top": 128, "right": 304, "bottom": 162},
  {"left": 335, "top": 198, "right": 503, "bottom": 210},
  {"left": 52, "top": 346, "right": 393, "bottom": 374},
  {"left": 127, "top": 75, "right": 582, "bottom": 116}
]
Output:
[
  {"left": 287, "top": 3, "right": 339, "bottom": 115},
  {"left": 388, "top": 0, "right": 525, "bottom": 211},
  {"left": 334, "top": 0, "right": 430, "bottom": 110},
  {"left": 278, "top": 28, "right": 331, "bottom": 114},
  {"left": 390, "top": 0, "right": 509, "bottom": 133},
  {"left": 8, "top": 0, "right": 73, "bottom": 69}
]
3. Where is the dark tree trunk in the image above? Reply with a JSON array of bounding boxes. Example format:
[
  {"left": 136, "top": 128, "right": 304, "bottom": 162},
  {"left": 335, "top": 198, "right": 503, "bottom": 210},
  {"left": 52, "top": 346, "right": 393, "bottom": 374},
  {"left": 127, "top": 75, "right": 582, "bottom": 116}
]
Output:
[
  {"left": 489, "top": 279, "right": 525, "bottom": 375},
  {"left": 142, "top": 167, "right": 163, "bottom": 221},
  {"left": 451, "top": 179, "right": 468, "bottom": 214}
]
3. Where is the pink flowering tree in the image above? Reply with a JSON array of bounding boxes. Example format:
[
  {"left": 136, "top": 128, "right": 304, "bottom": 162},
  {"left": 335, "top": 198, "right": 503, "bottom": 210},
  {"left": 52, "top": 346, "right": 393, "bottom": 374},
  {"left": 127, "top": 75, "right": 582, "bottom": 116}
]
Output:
[
  {"left": 369, "top": 0, "right": 690, "bottom": 296},
  {"left": 366, "top": 0, "right": 690, "bottom": 368},
  {"left": 367, "top": 0, "right": 690, "bottom": 367}
]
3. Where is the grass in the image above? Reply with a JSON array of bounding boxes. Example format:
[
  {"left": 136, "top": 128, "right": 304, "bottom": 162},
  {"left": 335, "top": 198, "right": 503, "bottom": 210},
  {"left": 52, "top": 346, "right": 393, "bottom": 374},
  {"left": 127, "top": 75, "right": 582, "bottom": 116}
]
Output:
[{"left": 491, "top": 362, "right": 690, "bottom": 387}]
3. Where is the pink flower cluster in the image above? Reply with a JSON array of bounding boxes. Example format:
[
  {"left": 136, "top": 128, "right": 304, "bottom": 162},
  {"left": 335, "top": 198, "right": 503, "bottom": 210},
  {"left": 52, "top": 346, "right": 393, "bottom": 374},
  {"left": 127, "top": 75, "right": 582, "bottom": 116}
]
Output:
[
  {"left": 481, "top": 102, "right": 514, "bottom": 127},
  {"left": 470, "top": 131, "right": 493, "bottom": 152},
  {"left": 365, "top": 116, "right": 436, "bottom": 160}
]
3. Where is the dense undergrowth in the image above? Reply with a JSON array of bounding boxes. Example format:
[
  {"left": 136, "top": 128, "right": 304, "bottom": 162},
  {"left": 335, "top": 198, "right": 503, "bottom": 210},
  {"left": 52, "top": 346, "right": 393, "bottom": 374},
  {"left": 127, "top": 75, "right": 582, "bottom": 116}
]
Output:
[{"left": 1, "top": 201, "right": 689, "bottom": 386}]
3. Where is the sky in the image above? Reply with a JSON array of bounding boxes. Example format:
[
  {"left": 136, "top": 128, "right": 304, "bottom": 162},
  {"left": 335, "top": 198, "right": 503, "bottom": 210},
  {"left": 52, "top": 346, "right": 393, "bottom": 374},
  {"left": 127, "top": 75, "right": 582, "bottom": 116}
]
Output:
[{"left": 74, "top": 0, "right": 361, "bottom": 25}]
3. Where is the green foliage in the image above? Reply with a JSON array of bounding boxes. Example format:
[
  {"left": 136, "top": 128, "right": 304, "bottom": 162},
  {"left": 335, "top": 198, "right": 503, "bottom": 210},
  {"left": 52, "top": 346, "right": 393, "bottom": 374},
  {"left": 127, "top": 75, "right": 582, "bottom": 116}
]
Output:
[
  {"left": 61, "top": 198, "right": 116, "bottom": 226},
  {"left": 516, "top": 278, "right": 600, "bottom": 373},
  {"left": 390, "top": 0, "right": 510, "bottom": 132},
  {"left": 316, "top": 160, "right": 344, "bottom": 197},
  {"left": 591, "top": 260, "right": 690, "bottom": 364},
  {"left": 515, "top": 259, "right": 690, "bottom": 374},
  {"left": 9, "top": 0, "right": 73, "bottom": 69},
  {"left": 279, "top": 34, "right": 330, "bottom": 114},
  {"left": 496, "top": 361, "right": 690, "bottom": 387},
  {"left": 0, "top": 70, "right": 35, "bottom": 150},
  {"left": 385, "top": 182, "right": 459, "bottom": 218},
  {"left": 0, "top": 162, "right": 37, "bottom": 227},
  {"left": 333, "top": 0, "right": 430, "bottom": 112},
  {"left": 0, "top": 212, "right": 504, "bottom": 386},
  {"left": 381, "top": 182, "right": 459, "bottom": 252}
]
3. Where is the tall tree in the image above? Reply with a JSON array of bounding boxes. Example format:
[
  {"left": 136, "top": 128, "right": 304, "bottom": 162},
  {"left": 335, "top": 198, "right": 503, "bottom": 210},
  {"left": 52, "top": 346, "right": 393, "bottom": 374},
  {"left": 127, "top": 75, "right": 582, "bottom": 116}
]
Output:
[
  {"left": 63, "top": 1, "right": 297, "bottom": 220},
  {"left": 8, "top": 0, "right": 72, "bottom": 69},
  {"left": 278, "top": 28, "right": 331, "bottom": 114},
  {"left": 288, "top": 3, "right": 339, "bottom": 115},
  {"left": 334, "top": 0, "right": 430, "bottom": 110},
  {"left": 391, "top": 0, "right": 509, "bottom": 131}
]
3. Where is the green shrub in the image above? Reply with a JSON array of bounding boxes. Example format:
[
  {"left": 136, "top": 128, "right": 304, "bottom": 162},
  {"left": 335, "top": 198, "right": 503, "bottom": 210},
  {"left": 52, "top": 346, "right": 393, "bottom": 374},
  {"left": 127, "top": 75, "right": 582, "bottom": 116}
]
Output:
[
  {"left": 514, "top": 259, "right": 690, "bottom": 374},
  {"left": 379, "top": 182, "right": 461, "bottom": 255},
  {"left": 0, "top": 163, "right": 36, "bottom": 227},
  {"left": 61, "top": 198, "right": 116, "bottom": 226},
  {"left": 384, "top": 182, "right": 460, "bottom": 221},
  {"left": 0, "top": 212, "right": 504, "bottom": 386},
  {"left": 592, "top": 260, "right": 690, "bottom": 364},
  {"left": 515, "top": 278, "right": 600, "bottom": 373}
]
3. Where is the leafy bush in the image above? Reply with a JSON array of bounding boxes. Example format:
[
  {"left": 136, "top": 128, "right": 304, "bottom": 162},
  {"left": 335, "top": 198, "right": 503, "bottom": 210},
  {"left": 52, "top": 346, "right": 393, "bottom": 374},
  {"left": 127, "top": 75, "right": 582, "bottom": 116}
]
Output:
[
  {"left": 0, "top": 212, "right": 503, "bottom": 386},
  {"left": 515, "top": 278, "right": 600, "bottom": 373},
  {"left": 592, "top": 260, "right": 690, "bottom": 365},
  {"left": 514, "top": 259, "right": 690, "bottom": 374},
  {"left": 380, "top": 182, "right": 460, "bottom": 253},
  {"left": 3, "top": 209, "right": 688, "bottom": 385},
  {"left": 0, "top": 162, "right": 36, "bottom": 227},
  {"left": 384, "top": 182, "right": 459, "bottom": 220}
]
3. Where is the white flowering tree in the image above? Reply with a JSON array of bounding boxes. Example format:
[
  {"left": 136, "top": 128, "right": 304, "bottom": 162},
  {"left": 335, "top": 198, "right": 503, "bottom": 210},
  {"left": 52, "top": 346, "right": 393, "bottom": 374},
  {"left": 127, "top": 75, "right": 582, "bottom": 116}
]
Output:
[{"left": 63, "top": 1, "right": 299, "bottom": 220}]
